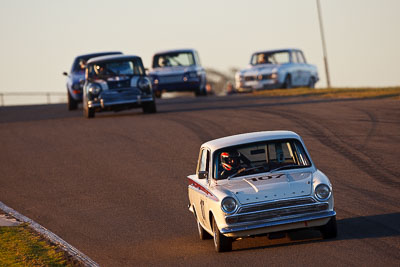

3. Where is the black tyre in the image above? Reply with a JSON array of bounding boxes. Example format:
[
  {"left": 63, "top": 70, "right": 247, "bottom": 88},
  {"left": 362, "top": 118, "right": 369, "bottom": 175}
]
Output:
[
  {"left": 67, "top": 91, "right": 78, "bottom": 111},
  {"left": 308, "top": 77, "right": 316, "bottom": 88},
  {"left": 284, "top": 75, "right": 292, "bottom": 89},
  {"left": 142, "top": 101, "right": 157, "bottom": 114},
  {"left": 195, "top": 85, "right": 207, "bottom": 97},
  {"left": 84, "top": 105, "right": 95, "bottom": 118},
  {"left": 154, "top": 91, "right": 162, "bottom": 98},
  {"left": 212, "top": 218, "right": 232, "bottom": 252},
  {"left": 196, "top": 216, "right": 212, "bottom": 240},
  {"left": 319, "top": 216, "right": 338, "bottom": 239}
]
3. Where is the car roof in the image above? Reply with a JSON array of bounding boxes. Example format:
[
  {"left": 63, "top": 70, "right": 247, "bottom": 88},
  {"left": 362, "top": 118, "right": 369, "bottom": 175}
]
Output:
[
  {"left": 75, "top": 51, "right": 122, "bottom": 60},
  {"left": 253, "top": 48, "right": 300, "bottom": 55},
  {"left": 153, "top": 48, "right": 196, "bottom": 56},
  {"left": 202, "top": 131, "right": 302, "bottom": 152},
  {"left": 87, "top": 54, "right": 141, "bottom": 64}
]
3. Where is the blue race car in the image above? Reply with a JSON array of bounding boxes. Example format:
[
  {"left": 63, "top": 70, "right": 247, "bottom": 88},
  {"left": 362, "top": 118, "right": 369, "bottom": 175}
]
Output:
[
  {"left": 63, "top": 51, "right": 122, "bottom": 110},
  {"left": 149, "top": 49, "right": 207, "bottom": 98}
]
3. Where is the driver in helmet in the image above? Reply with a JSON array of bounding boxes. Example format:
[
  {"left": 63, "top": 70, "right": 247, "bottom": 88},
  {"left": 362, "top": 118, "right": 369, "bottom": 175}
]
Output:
[{"left": 219, "top": 151, "right": 244, "bottom": 179}]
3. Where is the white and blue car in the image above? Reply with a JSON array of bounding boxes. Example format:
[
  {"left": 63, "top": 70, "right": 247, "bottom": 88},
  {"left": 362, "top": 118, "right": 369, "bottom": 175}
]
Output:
[
  {"left": 235, "top": 49, "right": 319, "bottom": 92},
  {"left": 188, "top": 131, "right": 337, "bottom": 252},
  {"left": 149, "top": 49, "right": 207, "bottom": 97}
]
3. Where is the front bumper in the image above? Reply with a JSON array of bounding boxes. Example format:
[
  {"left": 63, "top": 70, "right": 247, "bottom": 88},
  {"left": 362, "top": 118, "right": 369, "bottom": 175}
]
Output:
[
  {"left": 236, "top": 79, "right": 282, "bottom": 92},
  {"left": 88, "top": 90, "right": 154, "bottom": 110},
  {"left": 221, "top": 210, "right": 336, "bottom": 237},
  {"left": 153, "top": 80, "right": 201, "bottom": 93}
]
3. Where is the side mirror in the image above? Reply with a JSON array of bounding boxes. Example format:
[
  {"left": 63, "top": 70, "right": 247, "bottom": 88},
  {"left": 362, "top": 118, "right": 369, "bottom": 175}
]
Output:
[
  {"left": 198, "top": 171, "right": 208, "bottom": 180},
  {"left": 63, "top": 72, "right": 68, "bottom": 76}
]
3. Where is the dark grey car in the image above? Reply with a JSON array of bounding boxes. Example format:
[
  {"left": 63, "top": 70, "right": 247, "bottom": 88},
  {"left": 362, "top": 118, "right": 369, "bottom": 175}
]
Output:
[{"left": 83, "top": 55, "right": 156, "bottom": 118}]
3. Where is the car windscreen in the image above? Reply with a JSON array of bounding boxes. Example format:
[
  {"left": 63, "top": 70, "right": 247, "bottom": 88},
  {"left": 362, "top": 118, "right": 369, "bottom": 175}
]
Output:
[
  {"left": 71, "top": 52, "right": 122, "bottom": 72},
  {"left": 87, "top": 59, "right": 145, "bottom": 79},
  {"left": 213, "top": 139, "right": 311, "bottom": 180},
  {"left": 251, "top": 51, "right": 291, "bottom": 65},
  {"left": 152, "top": 52, "right": 195, "bottom": 68}
]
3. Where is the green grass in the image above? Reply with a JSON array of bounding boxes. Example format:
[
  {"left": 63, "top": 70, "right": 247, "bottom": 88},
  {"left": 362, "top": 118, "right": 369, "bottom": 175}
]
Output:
[
  {"left": 252, "top": 86, "right": 400, "bottom": 99},
  {"left": 0, "top": 224, "right": 73, "bottom": 266}
]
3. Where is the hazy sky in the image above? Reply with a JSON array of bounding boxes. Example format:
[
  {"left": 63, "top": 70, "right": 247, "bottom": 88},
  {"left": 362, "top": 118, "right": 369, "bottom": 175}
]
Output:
[{"left": 1, "top": 0, "right": 399, "bottom": 93}]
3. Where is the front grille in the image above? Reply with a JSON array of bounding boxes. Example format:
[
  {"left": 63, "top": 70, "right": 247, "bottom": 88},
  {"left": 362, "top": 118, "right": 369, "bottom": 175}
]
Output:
[
  {"left": 107, "top": 80, "right": 131, "bottom": 89},
  {"left": 226, "top": 197, "right": 329, "bottom": 224},
  {"left": 259, "top": 74, "right": 273, "bottom": 80},
  {"left": 235, "top": 203, "right": 328, "bottom": 223},
  {"left": 239, "top": 198, "right": 316, "bottom": 214},
  {"left": 159, "top": 75, "right": 183, "bottom": 84},
  {"left": 244, "top": 75, "right": 256, "bottom": 81}
]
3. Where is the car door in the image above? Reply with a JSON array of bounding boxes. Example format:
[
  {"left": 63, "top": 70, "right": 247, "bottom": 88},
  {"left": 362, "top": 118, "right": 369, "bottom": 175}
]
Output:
[
  {"left": 290, "top": 51, "right": 302, "bottom": 86},
  {"left": 193, "top": 148, "right": 211, "bottom": 227},
  {"left": 296, "top": 51, "right": 310, "bottom": 86}
]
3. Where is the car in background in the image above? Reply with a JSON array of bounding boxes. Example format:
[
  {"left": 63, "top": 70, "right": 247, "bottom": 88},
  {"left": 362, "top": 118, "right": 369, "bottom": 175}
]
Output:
[
  {"left": 82, "top": 55, "right": 156, "bottom": 118},
  {"left": 188, "top": 131, "right": 336, "bottom": 252},
  {"left": 149, "top": 49, "right": 207, "bottom": 98},
  {"left": 235, "top": 49, "right": 319, "bottom": 92},
  {"left": 63, "top": 51, "right": 122, "bottom": 110}
]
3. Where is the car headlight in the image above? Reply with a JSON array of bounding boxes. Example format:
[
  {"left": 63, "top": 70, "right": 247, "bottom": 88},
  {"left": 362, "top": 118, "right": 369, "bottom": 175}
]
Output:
[
  {"left": 271, "top": 72, "right": 278, "bottom": 79},
  {"left": 137, "top": 77, "right": 152, "bottom": 93},
  {"left": 88, "top": 84, "right": 102, "bottom": 95},
  {"left": 150, "top": 76, "right": 159, "bottom": 85},
  {"left": 221, "top": 197, "right": 238, "bottom": 214},
  {"left": 73, "top": 83, "right": 81, "bottom": 90},
  {"left": 188, "top": 72, "right": 198, "bottom": 78},
  {"left": 315, "top": 184, "right": 331, "bottom": 201}
]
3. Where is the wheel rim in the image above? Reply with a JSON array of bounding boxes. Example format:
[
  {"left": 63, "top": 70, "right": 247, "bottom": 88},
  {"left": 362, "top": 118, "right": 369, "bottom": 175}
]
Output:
[
  {"left": 197, "top": 220, "right": 202, "bottom": 237},
  {"left": 213, "top": 226, "right": 217, "bottom": 248}
]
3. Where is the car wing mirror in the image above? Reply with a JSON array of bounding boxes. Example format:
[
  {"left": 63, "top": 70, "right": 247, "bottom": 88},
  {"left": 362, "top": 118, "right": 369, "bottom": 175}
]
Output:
[{"left": 198, "top": 171, "right": 208, "bottom": 180}]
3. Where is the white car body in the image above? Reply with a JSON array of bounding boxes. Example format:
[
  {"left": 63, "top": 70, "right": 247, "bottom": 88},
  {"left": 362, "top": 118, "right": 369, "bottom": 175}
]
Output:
[
  {"left": 187, "top": 131, "right": 336, "bottom": 252},
  {"left": 235, "top": 49, "right": 319, "bottom": 92}
]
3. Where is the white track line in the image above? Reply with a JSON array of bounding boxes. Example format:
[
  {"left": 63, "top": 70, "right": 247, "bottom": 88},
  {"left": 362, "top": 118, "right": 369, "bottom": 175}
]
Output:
[{"left": 0, "top": 201, "right": 99, "bottom": 267}]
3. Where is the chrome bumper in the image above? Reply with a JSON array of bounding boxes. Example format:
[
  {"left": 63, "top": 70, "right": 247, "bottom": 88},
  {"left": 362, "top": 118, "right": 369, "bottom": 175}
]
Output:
[
  {"left": 220, "top": 210, "right": 336, "bottom": 234},
  {"left": 88, "top": 95, "right": 153, "bottom": 109}
]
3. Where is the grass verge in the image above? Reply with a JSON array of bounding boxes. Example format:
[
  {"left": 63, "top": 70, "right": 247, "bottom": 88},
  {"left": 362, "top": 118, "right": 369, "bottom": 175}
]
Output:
[
  {"left": 252, "top": 87, "right": 400, "bottom": 99},
  {"left": 0, "top": 224, "right": 74, "bottom": 266}
]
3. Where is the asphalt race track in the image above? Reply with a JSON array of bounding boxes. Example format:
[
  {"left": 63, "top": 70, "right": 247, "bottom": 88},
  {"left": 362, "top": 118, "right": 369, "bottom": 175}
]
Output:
[{"left": 0, "top": 94, "right": 399, "bottom": 266}]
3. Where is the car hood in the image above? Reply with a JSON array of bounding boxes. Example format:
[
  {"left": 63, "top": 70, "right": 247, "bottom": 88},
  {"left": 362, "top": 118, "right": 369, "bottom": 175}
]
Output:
[
  {"left": 219, "top": 171, "right": 313, "bottom": 205},
  {"left": 150, "top": 66, "right": 196, "bottom": 76},
  {"left": 71, "top": 71, "right": 85, "bottom": 83},
  {"left": 240, "top": 64, "right": 281, "bottom": 75}
]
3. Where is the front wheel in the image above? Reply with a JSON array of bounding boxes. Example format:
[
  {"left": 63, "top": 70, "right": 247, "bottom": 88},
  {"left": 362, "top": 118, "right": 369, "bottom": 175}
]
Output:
[
  {"left": 197, "top": 217, "right": 212, "bottom": 240},
  {"left": 308, "top": 77, "right": 316, "bottom": 88},
  {"left": 154, "top": 91, "right": 162, "bottom": 98},
  {"left": 212, "top": 218, "right": 232, "bottom": 252},
  {"left": 319, "top": 216, "right": 337, "bottom": 239},
  {"left": 67, "top": 91, "right": 78, "bottom": 111},
  {"left": 142, "top": 101, "right": 157, "bottom": 114},
  {"left": 84, "top": 105, "right": 95, "bottom": 118},
  {"left": 283, "top": 75, "right": 292, "bottom": 89},
  {"left": 195, "top": 85, "right": 207, "bottom": 97}
]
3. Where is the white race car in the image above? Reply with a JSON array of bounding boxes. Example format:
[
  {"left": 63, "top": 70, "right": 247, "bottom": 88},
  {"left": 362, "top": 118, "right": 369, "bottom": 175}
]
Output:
[
  {"left": 187, "top": 131, "right": 337, "bottom": 252},
  {"left": 235, "top": 49, "right": 319, "bottom": 92}
]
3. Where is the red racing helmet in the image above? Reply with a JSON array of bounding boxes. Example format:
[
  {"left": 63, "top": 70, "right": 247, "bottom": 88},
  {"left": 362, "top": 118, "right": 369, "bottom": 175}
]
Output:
[{"left": 221, "top": 151, "right": 240, "bottom": 171}]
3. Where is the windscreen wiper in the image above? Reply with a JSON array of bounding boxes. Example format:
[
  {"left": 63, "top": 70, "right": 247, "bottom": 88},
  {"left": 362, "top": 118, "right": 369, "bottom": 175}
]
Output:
[
  {"left": 227, "top": 165, "right": 268, "bottom": 180},
  {"left": 269, "top": 164, "right": 300, "bottom": 173}
]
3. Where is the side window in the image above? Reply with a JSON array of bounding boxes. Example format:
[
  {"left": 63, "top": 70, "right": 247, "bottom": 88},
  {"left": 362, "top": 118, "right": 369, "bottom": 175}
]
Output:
[
  {"left": 297, "top": 51, "right": 306, "bottom": 63},
  {"left": 197, "top": 149, "right": 209, "bottom": 173},
  {"left": 291, "top": 51, "right": 298, "bottom": 63},
  {"left": 194, "top": 52, "right": 202, "bottom": 66}
]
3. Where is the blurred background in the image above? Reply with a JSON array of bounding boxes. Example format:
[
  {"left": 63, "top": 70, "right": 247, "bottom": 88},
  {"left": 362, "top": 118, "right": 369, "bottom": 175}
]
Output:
[{"left": 0, "top": 0, "right": 399, "bottom": 105}]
